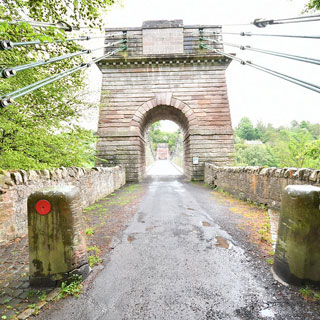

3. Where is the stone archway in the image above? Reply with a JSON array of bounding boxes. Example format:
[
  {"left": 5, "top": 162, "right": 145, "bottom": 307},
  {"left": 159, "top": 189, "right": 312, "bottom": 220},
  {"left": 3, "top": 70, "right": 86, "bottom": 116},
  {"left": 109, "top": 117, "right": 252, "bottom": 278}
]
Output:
[
  {"left": 131, "top": 94, "right": 197, "bottom": 179},
  {"left": 96, "top": 20, "right": 235, "bottom": 182},
  {"left": 130, "top": 93, "right": 198, "bottom": 130}
]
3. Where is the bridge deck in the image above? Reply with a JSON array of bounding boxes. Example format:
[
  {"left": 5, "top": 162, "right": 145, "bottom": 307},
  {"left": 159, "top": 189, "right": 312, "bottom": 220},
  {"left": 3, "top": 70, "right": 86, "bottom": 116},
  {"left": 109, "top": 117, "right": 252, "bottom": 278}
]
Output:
[{"left": 35, "top": 175, "right": 319, "bottom": 319}]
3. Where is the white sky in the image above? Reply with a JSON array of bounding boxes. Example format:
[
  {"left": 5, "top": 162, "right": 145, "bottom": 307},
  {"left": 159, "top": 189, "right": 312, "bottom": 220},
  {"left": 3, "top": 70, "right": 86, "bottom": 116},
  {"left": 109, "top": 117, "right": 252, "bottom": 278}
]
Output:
[{"left": 84, "top": 0, "right": 320, "bottom": 131}]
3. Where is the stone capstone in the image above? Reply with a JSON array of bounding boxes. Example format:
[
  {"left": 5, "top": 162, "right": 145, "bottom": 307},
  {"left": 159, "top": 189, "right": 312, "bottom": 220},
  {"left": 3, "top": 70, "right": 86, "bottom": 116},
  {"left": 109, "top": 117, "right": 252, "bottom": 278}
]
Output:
[
  {"left": 28, "top": 186, "right": 89, "bottom": 286},
  {"left": 204, "top": 163, "right": 320, "bottom": 210},
  {"left": 0, "top": 166, "right": 126, "bottom": 244},
  {"left": 274, "top": 185, "right": 320, "bottom": 285}
]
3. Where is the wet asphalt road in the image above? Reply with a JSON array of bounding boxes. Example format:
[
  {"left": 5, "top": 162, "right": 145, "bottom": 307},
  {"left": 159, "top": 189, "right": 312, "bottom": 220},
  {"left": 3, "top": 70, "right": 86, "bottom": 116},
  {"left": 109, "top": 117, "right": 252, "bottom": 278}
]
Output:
[{"left": 37, "top": 162, "right": 319, "bottom": 320}]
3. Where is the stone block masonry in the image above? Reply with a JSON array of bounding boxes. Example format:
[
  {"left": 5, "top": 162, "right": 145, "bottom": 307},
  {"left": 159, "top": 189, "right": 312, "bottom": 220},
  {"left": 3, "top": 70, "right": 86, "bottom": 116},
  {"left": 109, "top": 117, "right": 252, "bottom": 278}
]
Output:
[
  {"left": 96, "top": 20, "right": 234, "bottom": 182},
  {"left": 204, "top": 163, "right": 320, "bottom": 210},
  {"left": 0, "top": 166, "right": 126, "bottom": 244}
]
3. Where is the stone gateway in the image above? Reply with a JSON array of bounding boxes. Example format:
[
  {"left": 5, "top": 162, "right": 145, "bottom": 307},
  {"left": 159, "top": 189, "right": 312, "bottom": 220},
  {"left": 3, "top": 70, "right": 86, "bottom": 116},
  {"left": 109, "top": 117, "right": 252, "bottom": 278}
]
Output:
[{"left": 97, "top": 20, "right": 234, "bottom": 181}]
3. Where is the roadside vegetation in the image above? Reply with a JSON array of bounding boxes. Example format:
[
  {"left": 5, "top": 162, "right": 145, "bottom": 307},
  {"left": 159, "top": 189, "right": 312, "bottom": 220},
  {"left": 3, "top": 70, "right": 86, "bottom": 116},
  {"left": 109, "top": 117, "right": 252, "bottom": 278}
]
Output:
[
  {"left": 0, "top": 0, "right": 115, "bottom": 171},
  {"left": 299, "top": 286, "right": 320, "bottom": 301},
  {"left": 148, "top": 121, "right": 179, "bottom": 153},
  {"left": 234, "top": 118, "right": 320, "bottom": 170},
  {"left": 213, "top": 187, "right": 275, "bottom": 260}
]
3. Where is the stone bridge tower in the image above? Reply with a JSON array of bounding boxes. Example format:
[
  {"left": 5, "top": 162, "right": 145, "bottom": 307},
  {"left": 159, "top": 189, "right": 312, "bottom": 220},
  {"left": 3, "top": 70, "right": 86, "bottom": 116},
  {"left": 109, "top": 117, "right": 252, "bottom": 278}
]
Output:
[{"left": 96, "top": 20, "right": 234, "bottom": 181}]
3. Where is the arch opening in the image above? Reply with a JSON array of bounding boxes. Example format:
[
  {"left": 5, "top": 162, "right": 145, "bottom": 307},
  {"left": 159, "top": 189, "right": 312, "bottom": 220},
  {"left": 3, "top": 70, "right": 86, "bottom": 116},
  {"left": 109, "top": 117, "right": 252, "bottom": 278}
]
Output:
[
  {"left": 146, "top": 120, "right": 183, "bottom": 176},
  {"left": 138, "top": 104, "right": 192, "bottom": 179}
]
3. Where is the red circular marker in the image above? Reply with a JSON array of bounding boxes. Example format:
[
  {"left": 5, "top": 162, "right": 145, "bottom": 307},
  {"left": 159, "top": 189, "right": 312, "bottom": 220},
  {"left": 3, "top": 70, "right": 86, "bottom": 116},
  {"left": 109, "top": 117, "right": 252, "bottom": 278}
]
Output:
[{"left": 35, "top": 200, "right": 51, "bottom": 215}]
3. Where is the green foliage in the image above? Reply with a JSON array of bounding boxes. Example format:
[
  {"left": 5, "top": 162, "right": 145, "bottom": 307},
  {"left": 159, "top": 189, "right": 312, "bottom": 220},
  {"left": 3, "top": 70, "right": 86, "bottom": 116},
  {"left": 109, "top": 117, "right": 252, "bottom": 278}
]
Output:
[
  {"left": 235, "top": 117, "right": 261, "bottom": 141},
  {"left": 304, "top": 0, "right": 320, "bottom": 12},
  {"left": 87, "top": 245, "right": 101, "bottom": 267},
  {"left": 39, "top": 292, "right": 47, "bottom": 301},
  {"left": 148, "top": 121, "right": 179, "bottom": 152},
  {"left": 305, "top": 140, "right": 320, "bottom": 159},
  {"left": 0, "top": 123, "right": 96, "bottom": 170},
  {"left": 58, "top": 275, "right": 83, "bottom": 299},
  {"left": 234, "top": 118, "right": 320, "bottom": 170},
  {"left": 0, "top": 0, "right": 114, "bottom": 170},
  {"left": 85, "top": 228, "right": 94, "bottom": 235},
  {"left": 1, "top": 0, "right": 115, "bottom": 29},
  {"left": 272, "top": 129, "right": 319, "bottom": 168},
  {"left": 88, "top": 255, "right": 101, "bottom": 267},
  {"left": 299, "top": 286, "right": 320, "bottom": 301},
  {"left": 87, "top": 245, "right": 100, "bottom": 254},
  {"left": 235, "top": 142, "right": 279, "bottom": 167}
]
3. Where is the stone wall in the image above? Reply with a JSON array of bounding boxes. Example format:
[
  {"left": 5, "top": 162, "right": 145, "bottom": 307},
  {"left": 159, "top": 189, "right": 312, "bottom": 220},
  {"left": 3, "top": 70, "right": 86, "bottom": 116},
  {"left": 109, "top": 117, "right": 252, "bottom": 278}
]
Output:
[
  {"left": 204, "top": 163, "right": 320, "bottom": 210},
  {"left": 0, "top": 166, "right": 126, "bottom": 244}
]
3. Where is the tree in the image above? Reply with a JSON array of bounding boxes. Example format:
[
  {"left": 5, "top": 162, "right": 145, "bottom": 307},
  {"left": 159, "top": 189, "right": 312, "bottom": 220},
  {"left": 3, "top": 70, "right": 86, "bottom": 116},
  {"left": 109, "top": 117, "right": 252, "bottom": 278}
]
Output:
[
  {"left": 235, "top": 117, "right": 261, "bottom": 141},
  {"left": 305, "top": 140, "right": 320, "bottom": 167},
  {"left": 1, "top": 0, "right": 115, "bottom": 29},
  {"left": 305, "top": 0, "right": 320, "bottom": 12},
  {"left": 147, "top": 121, "right": 179, "bottom": 152},
  {"left": 273, "top": 129, "right": 319, "bottom": 168},
  {"left": 235, "top": 143, "right": 279, "bottom": 167},
  {"left": 0, "top": 1, "right": 115, "bottom": 170},
  {"left": 234, "top": 118, "right": 320, "bottom": 170}
]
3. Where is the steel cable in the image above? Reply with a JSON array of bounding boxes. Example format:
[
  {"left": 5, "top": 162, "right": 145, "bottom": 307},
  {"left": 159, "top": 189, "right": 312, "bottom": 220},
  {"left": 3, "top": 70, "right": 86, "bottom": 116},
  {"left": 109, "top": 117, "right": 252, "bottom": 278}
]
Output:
[
  {"left": 219, "top": 32, "right": 320, "bottom": 40},
  {"left": 0, "top": 19, "right": 76, "bottom": 31},
  {"left": 252, "top": 14, "right": 320, "bottom": 27},
  {"left": 200, "top": 37, "right": 320, "bottom": 65},
  {"left": 199, "top": 43, "right": 320, "bottom": 94},
  {"left": 0, "top": 46, "right": 127, "bottom": 107},
  {"left": 0, "top": 39, "right": 125, "bottom": 78},
  {"left": 0, "top": 34, "right": 113, "bottom": 51}
]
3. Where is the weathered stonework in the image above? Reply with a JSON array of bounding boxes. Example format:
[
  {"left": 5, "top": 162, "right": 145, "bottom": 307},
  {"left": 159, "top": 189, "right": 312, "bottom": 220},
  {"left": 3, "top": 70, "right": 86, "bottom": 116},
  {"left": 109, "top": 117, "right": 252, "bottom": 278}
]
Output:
[
  {"left": 28, "top": 186, "right": 89, "bottom": 286},
  {"left": 143, "top": 21, "right": 184, "bottom": 55},
  {"left": 0, "top": 166, "right": 126, "bottom": 244},
  {"left": 274, "top": 185, "right": 320, "bottom": 285},
  {"left": 97, "top": 20, "right": 234, "bottom": 181},
  {"left": 204, "top": 163, "right": 320, "bottom": 210}
]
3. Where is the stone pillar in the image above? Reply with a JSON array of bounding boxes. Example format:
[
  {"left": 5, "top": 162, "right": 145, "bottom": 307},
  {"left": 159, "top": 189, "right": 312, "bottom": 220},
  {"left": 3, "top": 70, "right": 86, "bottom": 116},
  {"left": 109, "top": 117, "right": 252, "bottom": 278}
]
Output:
[
  {"left": 28, "top": 186, "right": 89, "bottom": 286},
  {"left": 97, "top": 20, "right": 235, "bottom": 182},
  {"left": 274, "top": 185, "right": 320, "bottom": 285}
]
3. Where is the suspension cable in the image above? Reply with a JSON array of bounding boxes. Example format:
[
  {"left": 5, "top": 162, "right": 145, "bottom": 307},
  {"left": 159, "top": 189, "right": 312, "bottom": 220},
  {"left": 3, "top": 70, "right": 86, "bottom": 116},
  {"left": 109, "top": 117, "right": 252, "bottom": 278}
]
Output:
[
  {"left": 219, "top": 23, "right": 252, "bottom": 27},
  {"left": 0, "top": 39, "right": 125, "bottom": 78},
  {"left": 2, "top": 13, "right": 318, "bottom": 32},
  {"left": 252, "top": 14, "right": 320, "bottom": 28},
  {"left": 217, "top": 14, "right": 320, "bottom": 28},
  {"left": 200, "top": 37, "right": 320, "bottom": 66},
  {"left": 199, "top": 43, "right": 320, "bottom": 94},
  {"left": 1, "top": 50, "right": 87, "bottom": 79},
  {"left": 0, "top": 34, "right": 111, "bottom": 51},
  {"left": 0, "top": 45, "right": 127, "bottom": 108},
  {"left": 0, "top": 19, "right": 76, "bottom": 31},
  {"left": 219, "top": 31, "right": 320, "bottom": 40}
]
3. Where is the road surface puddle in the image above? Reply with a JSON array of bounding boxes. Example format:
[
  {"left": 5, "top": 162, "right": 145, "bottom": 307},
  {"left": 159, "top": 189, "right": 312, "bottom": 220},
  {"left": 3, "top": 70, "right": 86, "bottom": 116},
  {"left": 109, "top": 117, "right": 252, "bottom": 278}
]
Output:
[
  {"left": 215, "top": 236, "right": 229, "bottom": 249},
  {"left": 127, "top": 235, "right": 136, "bottom": 242},
  {"left": 202, "top": 221, "right": 211, "bottom": 227}
]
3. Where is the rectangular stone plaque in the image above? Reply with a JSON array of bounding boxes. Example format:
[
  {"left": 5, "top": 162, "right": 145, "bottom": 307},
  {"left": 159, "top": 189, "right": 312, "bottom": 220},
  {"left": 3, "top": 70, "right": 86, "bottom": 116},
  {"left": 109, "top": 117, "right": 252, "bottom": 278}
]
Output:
[{"left": 143, "top": 28, "right": 184, "bottom": 55}]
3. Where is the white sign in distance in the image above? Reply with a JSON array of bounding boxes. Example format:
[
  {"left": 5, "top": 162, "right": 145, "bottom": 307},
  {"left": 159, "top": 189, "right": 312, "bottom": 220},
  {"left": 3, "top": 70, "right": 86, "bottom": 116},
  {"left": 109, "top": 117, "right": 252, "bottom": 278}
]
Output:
[{"left": 193, "top": 157, "right": 199, "bottom": 165}]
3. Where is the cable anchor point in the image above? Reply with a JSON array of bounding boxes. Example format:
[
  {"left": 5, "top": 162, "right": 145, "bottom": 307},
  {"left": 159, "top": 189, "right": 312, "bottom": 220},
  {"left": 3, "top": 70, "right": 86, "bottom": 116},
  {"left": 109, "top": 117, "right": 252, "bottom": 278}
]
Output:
[
  {"left": 0, "top": 40, "right": 14, "bottom": 50},
  {"left": 0, "top": 97, "right": 14, "bottom": 108},
  {"left": 252, "top": 18, "right": 273, "bottom": 28},
  {"left": 1, "top": 68, "right": 16, "bottom": 78},
  {"left": 56, "top": 21, "right": 75, "bottom": 32}
]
